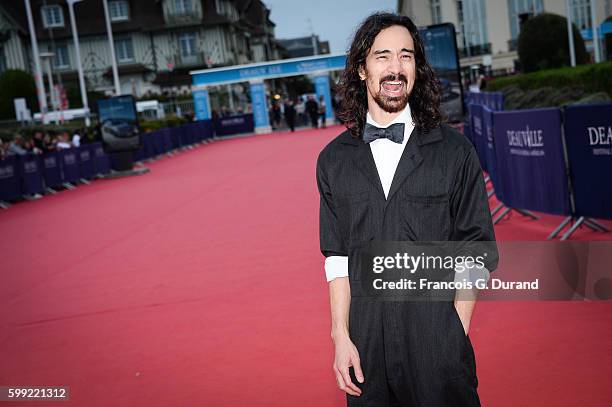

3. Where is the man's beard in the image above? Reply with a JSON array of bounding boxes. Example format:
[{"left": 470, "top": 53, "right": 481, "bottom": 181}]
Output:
[{"left": 372, "top": 73, "right": 410, "bottom": 113}]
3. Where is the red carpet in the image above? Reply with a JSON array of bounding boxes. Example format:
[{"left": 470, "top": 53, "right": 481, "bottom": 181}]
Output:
[{"left": 1, "top": 126, "right": 610, "bottom": 406}]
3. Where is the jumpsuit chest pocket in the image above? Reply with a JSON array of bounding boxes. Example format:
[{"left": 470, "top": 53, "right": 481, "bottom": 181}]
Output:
[
  {"left": 335, "top": 190, "right": 373, "bottom": 246},
  {"left": 336, "top": 191, "right": 372, "bottom": 283},
  {"left": 400, "top": 192, "right": 451, "bottom": 241}
]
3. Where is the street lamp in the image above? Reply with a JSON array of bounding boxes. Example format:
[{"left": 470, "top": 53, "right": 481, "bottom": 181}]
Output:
[
  {"left": 23, "top": 0, "right": 48, "bottom": 123},
  {"left": 102, "top": 0, "right": 121, "bottom": 95},
  {"left": 565, "top": 0, "right": 577, "bottom": 67},
  {"left": 66, "top": 0, "right": 90, "bottom": 126},
  {"left": 39, "top": 52, "right": 59, "bottom": 124},
  {"left": 590, "top": 0, "right": 601, "bottom": 63}
]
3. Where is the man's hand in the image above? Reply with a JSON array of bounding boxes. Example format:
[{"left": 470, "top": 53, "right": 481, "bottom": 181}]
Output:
[
  {"left": 328, "top": 277, "right": 362, "bottom": 395},
  {"left": 454, "top": 298, "right": 476, "bottom": 335},
  {"left": 332, "top": 332, "right": 364, "bottom": 396}
]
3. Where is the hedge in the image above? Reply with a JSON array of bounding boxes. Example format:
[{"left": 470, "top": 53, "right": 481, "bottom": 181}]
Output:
[{"left": 488, "top": 61, "right": 612, "bottom": 94}]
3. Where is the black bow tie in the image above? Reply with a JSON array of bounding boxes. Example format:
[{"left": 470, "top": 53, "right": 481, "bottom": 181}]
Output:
[{"left": 363, "top": 122, "right": 405, "bottom": 144}]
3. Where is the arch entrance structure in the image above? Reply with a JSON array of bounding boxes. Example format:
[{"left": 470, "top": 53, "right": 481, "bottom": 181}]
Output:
[{"left": 190, "top": 54, "right": 346, "bottom": 134}]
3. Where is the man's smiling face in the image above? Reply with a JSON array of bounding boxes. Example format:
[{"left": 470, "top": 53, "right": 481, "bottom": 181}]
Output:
[{"left": 359, "top": 25, "right": 416, "bottom": 113}]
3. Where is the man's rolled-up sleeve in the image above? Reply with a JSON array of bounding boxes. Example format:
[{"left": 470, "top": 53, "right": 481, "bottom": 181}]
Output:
[
  {"left": 324, "top": 256, "right": 348, "bottom": 282},
  {"left": 450, "top": 146, "right": 499, "bottom": 274},
  {"left": 316, "top": 152, "right": 349, "bottom": 281}
]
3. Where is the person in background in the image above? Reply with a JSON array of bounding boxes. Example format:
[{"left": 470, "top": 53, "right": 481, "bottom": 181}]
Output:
[
  {"left": 0, "top": 139, "right": 6, "bottom": 160},
  {"left": 25, "top": 138, "right": 42, "bottom": 154},
  {"left": 284, "top": 99, "right": 297, "bottom": 132},
  {"left": 43, "top": 132, "right": 56, "bottom": 152},
  {"left": 333, "top": 92, "right": 343, "bottom": 124},
  {"left": 7, "top": 134, "right": 28, "bottom": 156},
  {"left": 182, "top": 111, "right": 192, "bottom": 122},
  {"left": 271, "top": 101, "right": 282, "bottom": 129},
  {"left": 305, "top": 95, "right": 319, "bottom": 128},
  {"left": 295, "top": 97, "right": 306, "bottom": 126},
  {"left": 56, "top": 132, "right": 72, "bottom": 150},
  {"left": 318, "top": 95, "right": 327, "bottom": 129},
  {"left": 33, "top": 131, "right": 45, "bottom": 152},
  {"left": 72, "top": 129, "right": 81, "bottom": 147}
]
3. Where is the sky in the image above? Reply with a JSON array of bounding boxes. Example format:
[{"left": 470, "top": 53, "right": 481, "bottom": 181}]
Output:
[{"left": 263, "top": 0, "right": 397, "bottom": 54}]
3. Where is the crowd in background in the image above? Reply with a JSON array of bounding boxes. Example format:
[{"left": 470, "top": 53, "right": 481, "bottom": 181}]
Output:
[
  {"left": 208, "top": 92, "right": 342, "bottom": 133},
  {"left": 270, "top": 94, "right": 340, "bottom": 132},
  {"left": 0, "top": 130, "right": 86, "bottom": 160},
  {"left": 0, "top": 91, "right": 345, "bottom": 161}
]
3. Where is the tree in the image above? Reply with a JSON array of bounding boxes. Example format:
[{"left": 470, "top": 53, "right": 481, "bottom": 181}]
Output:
[
  {"left": 518, "top": 13, "right": 589, "bottom": 73},
  {"left": 282, "top": 75, "right": 314, "bottom": 99},
  {"left": 65, "top": 86, "right": 104, "bottom": 110},
  {"left": 0, "top": 69, "right": 38, "bottom": 120}
]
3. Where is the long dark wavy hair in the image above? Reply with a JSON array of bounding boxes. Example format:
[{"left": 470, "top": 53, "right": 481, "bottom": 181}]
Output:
[{"left": 337, "top": 12, "right": 442, "bottom": 139}]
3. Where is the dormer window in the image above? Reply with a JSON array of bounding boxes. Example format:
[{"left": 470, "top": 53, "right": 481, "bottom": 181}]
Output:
[
  {"left": 174, "top": 0, "right": 193, "bottom": 14},
  {"left": 109, "top": 0, "right": 130, "bottom": 22},
  {"left": 41, "top": 5, "right": 64, "bottom": 28}
]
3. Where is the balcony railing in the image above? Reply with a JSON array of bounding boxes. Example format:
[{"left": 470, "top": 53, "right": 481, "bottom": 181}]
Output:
[
  {"left": 172, "top": 52, "right": 205, "bottom": 68},
  {"left": 164, "top": 10, "right": 201, "bottom": 26},
  {"left": 459, "top": 43, "right": 492, "bottom": 58}
]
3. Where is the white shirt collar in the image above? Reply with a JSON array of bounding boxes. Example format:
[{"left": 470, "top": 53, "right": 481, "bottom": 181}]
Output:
[{"left": 365, "top": 103, "right": 414, "bottom": 145}]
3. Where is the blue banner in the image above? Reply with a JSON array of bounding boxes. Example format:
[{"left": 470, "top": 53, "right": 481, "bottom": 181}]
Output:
[
  {"left": 133, "top": 146, "right": 145, "bottom": 162},
  {"left": 42, "top": 152, "right": 63, "bottom": 188},
  {"left": 482, "top": 106, "right": 503, "bottom": 201},
  {"left": 249, "top": 82, "right": 269, "bottom": 130},
  {"left": 214, "top": 114, "right": 254, "bottom": 137},
  {"left": 467, "top": 92, "right": 504, "bottom": 111},
  {"left": 493, "top": 92, "right": 504, "bottom": 111},
  {"left": 170, "top": 129, "right": 181, "bottom": 149},
  {"left": 143, "top": 132, "right": 156, "bottom": 159},
  {"left": 193, "top": 89, "right": 211, "bottom": 120},
  {"left": 563, "top": 103, "right": 612, "bottom": 219},
  {"left": 493, "top": 108, "right": 570, "bottom": 215},
  {"left": 194, "top": 121, "right": 207, "bottom": 142},
  {"left": 0, "top": 156, "right": 22, "bottom": 201},
  {"left": 91, "top": 143, "right": 110, "bottom": 175},
  {"left": 152, "top": 131, "right": 165, "bottom": 155},
  {"left": 60, "top": 149, "right": 80, "bottom": 183},
  {"left": 178, "top": 125, "right": 190, "bottom": 146},
  {"left": 199, "top": 120, "right": 214, "bottom": 141},
  {"left": 20, "top": 154, "right": 44, "bottom": 195},
  {"left": 314, "top": 75, "right": 333, "bottom": 120},
  {"left": 78, "top": 147, "right": 94, "bottom": 179},
  {"left": 161, "top": 128, "right": 173, "bottom": 152},
  {"left": 192, "top": 54, "right": 346, "bottom": 86},
  {"left": 187, "top": 123, "right": 198, "bottom": 144},
  {"left": 469, "top": 103, "right": 488, "bottom": 172}
]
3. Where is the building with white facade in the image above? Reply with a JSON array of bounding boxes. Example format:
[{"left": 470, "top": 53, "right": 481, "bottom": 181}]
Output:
[
  {"left": 398, "top": 0, "right": 612, "bottom": 76},
  {"left": 0, "top": 0, "right": 282, "bottom": 100}
]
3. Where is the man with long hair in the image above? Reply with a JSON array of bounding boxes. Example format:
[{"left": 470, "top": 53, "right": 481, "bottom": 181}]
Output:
[{"left": 316, "top": 12, "right": 496, "bottom": 406}]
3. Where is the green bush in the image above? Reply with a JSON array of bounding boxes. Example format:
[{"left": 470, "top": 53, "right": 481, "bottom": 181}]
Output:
[
  {"left": 139, "top": 116, "right": 188, "bottom": 133},
  {"left": 518, "top": 13, "right": 589, "bottom": 72},
  {"left": 66, "top": 87, "right": 106, "bottom": 109},
  {"left": 488, "top": 62, "right": 612, "bottom": 93},
  {"left": 0, "top": 69, "right": 38, "bottom": 120}
]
